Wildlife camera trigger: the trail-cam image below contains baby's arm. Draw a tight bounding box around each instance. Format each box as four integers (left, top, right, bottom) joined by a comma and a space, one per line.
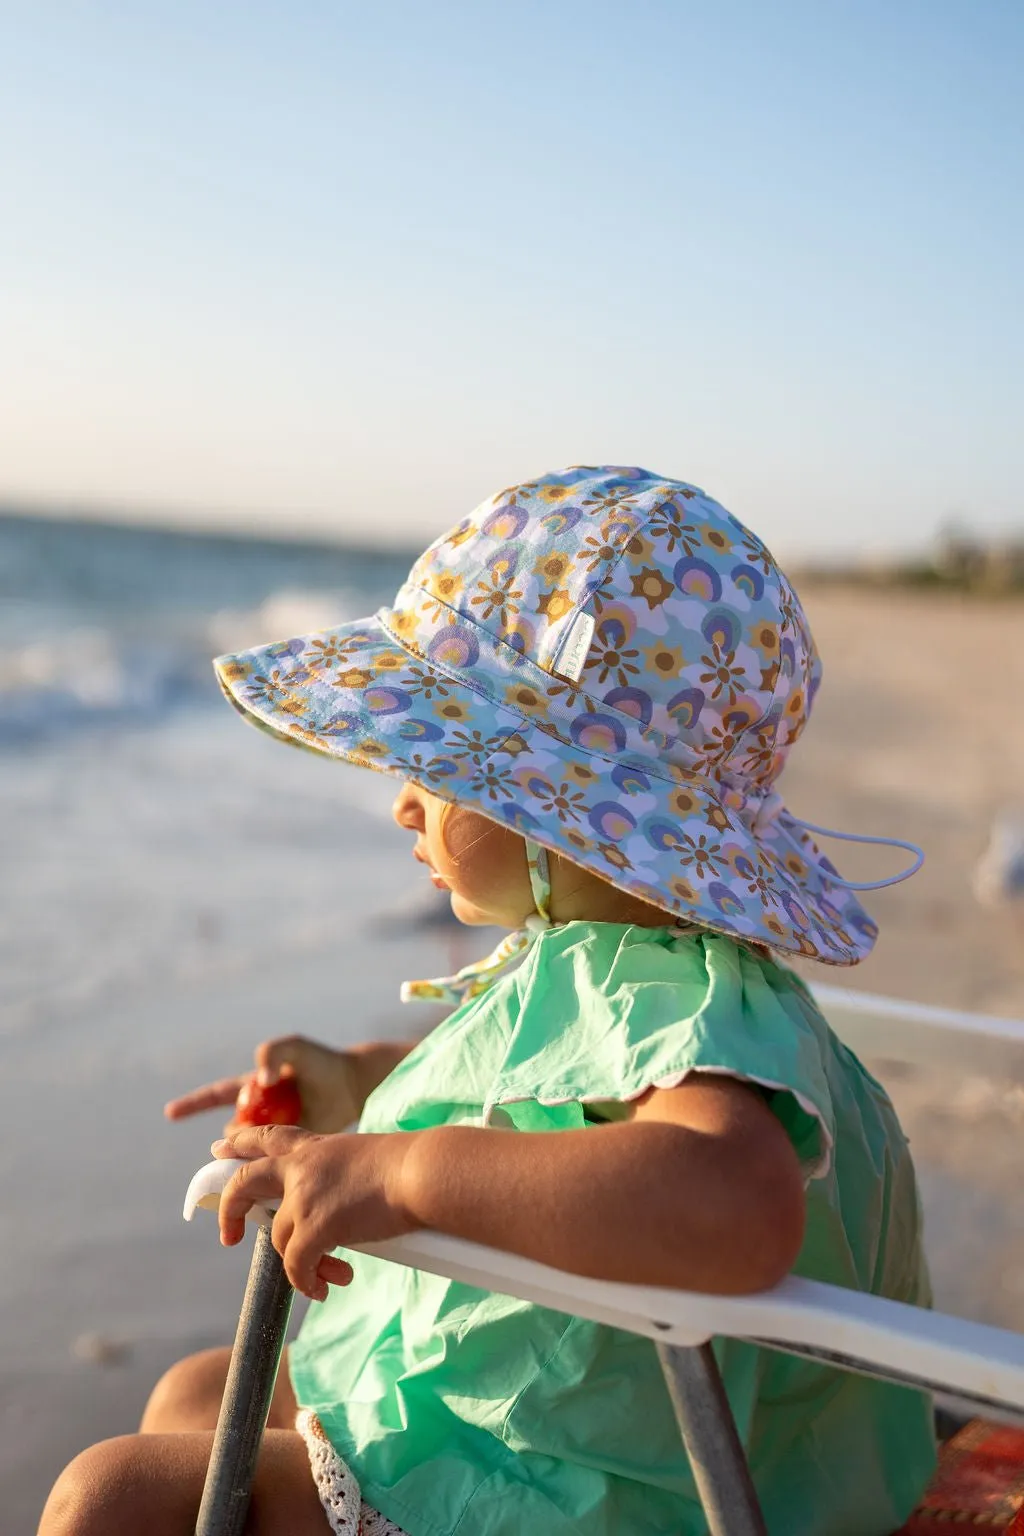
402, 1076, 804, 1295
215, 1075, 804, 1299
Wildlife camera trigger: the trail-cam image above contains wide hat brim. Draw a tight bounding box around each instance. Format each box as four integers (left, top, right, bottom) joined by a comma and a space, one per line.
214, 613, 878, 965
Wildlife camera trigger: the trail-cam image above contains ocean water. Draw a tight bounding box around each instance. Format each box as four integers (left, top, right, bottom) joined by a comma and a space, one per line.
0, 512, 465, 1038
1, 515, 495, 1531
0, 512, 417, 745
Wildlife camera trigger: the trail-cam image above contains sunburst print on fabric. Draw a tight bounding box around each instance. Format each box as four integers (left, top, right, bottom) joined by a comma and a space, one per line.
214, 466, 922, 971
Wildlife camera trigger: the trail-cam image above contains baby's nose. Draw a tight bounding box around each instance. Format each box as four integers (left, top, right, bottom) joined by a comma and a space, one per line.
392, 783, 424, 830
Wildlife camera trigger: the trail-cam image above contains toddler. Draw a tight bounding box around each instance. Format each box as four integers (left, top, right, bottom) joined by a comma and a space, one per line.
41, 466, 935, 1536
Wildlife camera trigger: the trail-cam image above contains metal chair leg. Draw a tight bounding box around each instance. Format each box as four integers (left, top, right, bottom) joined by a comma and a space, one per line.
194, 1225, 294, 1536
656, 1341, 769, 1536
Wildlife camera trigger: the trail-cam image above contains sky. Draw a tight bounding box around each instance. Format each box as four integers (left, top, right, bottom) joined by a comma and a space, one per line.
1, 0, 1021, 558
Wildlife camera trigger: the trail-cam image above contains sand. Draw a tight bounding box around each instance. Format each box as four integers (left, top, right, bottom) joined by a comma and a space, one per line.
6, 584, 1024, 1534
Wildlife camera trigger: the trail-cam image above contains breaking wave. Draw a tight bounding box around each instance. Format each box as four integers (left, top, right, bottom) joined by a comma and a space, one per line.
0, 513, 411, 747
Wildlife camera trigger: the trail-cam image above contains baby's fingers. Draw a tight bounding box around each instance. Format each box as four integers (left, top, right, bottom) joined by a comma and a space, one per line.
164, 1075, 245, 1121
217, 1123, 312, 1160
251, 1207, 351, 1300
218, 1158, 282, 1246
281, 1222, 350, 1301
254, 1035, 315, 1085
317, 1254, 353, 1293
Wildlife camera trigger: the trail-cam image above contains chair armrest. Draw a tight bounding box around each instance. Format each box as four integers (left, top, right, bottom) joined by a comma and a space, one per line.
811, 983, 1024, 1080
356, 1231, 1024, 1418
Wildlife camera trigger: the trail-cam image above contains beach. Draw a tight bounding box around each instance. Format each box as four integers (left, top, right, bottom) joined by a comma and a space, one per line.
4, 538, 1024, 1532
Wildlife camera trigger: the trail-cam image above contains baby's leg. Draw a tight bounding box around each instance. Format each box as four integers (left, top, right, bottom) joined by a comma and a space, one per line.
39, 1428, 332, 1536
141, 1345, 299, 1432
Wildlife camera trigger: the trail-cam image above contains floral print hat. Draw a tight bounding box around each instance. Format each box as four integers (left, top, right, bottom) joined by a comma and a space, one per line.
215, 466, 922, 977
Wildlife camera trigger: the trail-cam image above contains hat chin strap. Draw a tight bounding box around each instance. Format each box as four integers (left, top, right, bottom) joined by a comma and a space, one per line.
524, 838, 553, 923
400, 840, 552, 1006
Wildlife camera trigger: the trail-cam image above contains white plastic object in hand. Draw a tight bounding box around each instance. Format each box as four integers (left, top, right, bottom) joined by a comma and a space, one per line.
183, 1158, 277, 1228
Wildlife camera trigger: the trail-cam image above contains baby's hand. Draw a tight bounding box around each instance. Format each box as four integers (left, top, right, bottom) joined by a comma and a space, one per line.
164, 1036, 366, 1136
212, 1124, 421, 1301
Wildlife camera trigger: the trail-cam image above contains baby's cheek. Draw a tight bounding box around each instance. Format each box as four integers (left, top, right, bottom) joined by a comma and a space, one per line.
441, 808, 533, 922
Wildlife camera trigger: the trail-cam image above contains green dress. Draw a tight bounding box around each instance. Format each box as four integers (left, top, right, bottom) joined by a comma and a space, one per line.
290, 924, 936, 1535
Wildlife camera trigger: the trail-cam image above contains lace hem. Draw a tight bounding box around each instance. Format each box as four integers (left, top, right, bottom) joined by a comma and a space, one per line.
296, 1409, 410, 1536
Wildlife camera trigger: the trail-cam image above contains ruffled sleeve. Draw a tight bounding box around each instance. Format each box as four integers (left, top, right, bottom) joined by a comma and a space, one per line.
485, 923, 835, 1180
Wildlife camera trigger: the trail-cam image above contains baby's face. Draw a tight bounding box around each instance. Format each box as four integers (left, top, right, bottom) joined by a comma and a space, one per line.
391, 782, 535, 929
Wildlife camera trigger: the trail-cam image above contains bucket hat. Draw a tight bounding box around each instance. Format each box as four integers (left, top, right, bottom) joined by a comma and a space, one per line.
214, 466, 920, 968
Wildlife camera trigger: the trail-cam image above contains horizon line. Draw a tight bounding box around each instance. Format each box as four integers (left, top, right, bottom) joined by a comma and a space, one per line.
4, 490, 1019, 570
0, 493, 424, 558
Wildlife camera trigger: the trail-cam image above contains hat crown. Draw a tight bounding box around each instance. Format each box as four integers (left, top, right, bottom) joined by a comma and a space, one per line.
404, 466, 820, 802
215, 464, 879, 965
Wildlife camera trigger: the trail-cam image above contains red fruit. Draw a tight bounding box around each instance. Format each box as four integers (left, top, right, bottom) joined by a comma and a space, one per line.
234, 1074, 302, 1126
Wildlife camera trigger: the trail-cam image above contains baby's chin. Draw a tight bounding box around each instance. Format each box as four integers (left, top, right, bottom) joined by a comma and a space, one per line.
448, 891, 525, 930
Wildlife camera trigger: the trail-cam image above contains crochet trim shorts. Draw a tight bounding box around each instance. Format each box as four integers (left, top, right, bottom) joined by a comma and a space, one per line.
297, 1410, 410, 1536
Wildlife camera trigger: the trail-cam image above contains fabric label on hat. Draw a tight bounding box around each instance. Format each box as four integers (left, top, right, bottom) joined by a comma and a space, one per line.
552, 610, 595, 682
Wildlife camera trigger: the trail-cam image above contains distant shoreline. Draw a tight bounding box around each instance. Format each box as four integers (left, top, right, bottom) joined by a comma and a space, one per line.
5, 502, 1024, 597
793, 564, 1024, 599
0, 503, 421, 563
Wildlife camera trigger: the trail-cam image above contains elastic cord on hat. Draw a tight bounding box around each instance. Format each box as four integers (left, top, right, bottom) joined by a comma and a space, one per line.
781, 818, 924, 891
753, 791, 923, 892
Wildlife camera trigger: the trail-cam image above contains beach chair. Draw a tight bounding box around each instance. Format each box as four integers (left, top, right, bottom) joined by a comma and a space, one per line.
186, 986, 1024, 1535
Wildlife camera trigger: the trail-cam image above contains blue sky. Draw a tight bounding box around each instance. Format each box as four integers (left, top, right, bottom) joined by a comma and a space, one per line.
1, 1, 1021, 557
